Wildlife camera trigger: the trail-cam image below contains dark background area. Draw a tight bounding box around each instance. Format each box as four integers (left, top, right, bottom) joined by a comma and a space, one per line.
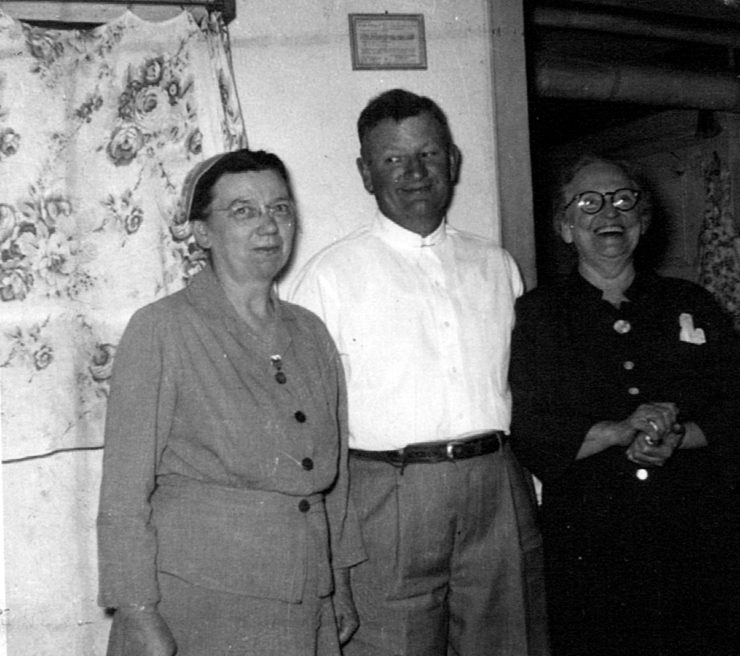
523, 0, 740, 281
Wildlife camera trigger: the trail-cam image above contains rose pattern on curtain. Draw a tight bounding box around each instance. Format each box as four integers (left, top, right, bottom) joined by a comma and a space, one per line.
0, 9, 247, 462
699, 151, 740, 332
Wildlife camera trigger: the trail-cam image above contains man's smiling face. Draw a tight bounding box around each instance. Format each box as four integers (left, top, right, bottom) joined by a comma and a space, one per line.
356, 112, 460, 237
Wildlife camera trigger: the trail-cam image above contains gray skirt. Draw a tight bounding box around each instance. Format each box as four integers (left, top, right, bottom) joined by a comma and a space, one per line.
157, 571, 340, 656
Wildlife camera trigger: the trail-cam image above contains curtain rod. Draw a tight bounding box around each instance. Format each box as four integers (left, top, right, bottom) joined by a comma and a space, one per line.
0, 0, 235, 24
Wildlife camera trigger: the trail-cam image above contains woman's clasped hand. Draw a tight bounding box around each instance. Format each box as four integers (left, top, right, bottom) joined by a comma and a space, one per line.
623, 402, 684, 466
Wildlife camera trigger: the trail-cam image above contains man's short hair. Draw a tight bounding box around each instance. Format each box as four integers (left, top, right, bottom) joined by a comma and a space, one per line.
357, 88, 453, 147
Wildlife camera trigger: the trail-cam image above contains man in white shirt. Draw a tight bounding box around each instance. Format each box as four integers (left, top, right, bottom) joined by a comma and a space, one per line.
290, 89, 549, 656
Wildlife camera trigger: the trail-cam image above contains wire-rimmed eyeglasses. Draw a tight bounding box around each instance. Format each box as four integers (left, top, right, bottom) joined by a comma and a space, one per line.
565, 188, 640, 215
211, 199, 295, 224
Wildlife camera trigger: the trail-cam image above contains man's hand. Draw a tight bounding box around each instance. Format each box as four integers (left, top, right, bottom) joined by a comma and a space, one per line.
334, 567, 359, 646
106, 606, 177, 656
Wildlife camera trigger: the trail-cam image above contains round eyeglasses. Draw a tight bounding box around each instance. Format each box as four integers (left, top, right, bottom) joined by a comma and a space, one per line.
211, 199, 295, 224
565, 188, 640, 215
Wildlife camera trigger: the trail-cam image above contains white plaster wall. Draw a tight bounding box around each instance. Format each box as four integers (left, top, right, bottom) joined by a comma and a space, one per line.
0, 2, 501, 653
3, 454, 107, 655
228, 0, 500, 285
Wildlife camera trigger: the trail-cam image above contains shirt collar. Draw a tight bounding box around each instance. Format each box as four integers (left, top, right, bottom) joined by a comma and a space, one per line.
568, 268, 604, 303
568, 267, 657, 306
186, 264, 294, 329
374, 211, 447, 249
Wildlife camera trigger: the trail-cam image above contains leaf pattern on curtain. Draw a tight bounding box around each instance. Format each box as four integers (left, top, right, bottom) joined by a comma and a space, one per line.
0, 9, 246, 461
698, 151, 740, 332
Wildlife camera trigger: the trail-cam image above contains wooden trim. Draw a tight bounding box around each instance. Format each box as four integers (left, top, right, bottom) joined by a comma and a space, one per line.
487, 0, 537, 289
0, 0, 236, 24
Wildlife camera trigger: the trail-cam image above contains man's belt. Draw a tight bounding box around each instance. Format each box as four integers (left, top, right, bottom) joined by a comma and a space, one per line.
349, 430, 506, 467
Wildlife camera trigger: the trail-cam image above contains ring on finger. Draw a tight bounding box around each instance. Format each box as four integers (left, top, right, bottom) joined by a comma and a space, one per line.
644, 433, 660, 447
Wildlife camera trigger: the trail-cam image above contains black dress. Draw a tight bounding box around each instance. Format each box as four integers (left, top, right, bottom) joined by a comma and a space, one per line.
510, 270, 740, 656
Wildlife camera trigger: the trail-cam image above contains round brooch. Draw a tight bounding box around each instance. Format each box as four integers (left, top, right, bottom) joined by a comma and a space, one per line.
613, 319, 631, 334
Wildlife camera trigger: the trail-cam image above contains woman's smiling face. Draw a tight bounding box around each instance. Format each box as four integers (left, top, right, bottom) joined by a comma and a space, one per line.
560, 160, 647, 274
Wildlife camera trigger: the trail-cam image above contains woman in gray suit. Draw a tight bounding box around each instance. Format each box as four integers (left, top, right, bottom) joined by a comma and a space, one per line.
97, 149, 364, 656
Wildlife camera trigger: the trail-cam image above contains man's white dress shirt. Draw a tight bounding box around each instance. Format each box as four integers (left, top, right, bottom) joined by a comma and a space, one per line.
289, 212, 523, 451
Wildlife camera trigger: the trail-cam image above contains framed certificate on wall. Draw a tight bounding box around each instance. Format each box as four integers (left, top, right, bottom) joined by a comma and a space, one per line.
349, 13, 427, 70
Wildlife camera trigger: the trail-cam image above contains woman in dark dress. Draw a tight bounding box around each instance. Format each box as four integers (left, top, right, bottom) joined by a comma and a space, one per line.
510, 155, 740, 656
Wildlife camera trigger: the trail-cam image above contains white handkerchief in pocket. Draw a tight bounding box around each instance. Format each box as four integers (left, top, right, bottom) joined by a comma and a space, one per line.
679, 312, 706, 345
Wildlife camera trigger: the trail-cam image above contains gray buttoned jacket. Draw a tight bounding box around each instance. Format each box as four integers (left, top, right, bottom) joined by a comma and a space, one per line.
97, 265, 364, 609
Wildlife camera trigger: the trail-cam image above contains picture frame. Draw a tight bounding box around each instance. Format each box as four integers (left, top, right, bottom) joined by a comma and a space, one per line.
348, 13, 427, 70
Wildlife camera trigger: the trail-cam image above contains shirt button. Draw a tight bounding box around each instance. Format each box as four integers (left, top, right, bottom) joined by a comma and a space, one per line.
623, 361, 635, 370
628, 386, 640, 395
301, 457, 314, 471
298, 499, 310, 513
294, 411, 306, 423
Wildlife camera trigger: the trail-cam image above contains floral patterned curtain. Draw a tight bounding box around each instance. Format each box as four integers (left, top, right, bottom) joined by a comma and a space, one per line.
0, 9, 246, 463
699, 151, 740, 332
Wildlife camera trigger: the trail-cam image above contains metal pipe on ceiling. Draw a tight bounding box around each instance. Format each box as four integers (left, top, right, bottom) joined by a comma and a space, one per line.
533, 55, 740, 111
554, 0, 740, 23
533, 6, 740, 48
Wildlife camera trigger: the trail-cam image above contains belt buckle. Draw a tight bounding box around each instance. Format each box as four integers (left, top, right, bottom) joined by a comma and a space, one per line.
445, 440, 465, 460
